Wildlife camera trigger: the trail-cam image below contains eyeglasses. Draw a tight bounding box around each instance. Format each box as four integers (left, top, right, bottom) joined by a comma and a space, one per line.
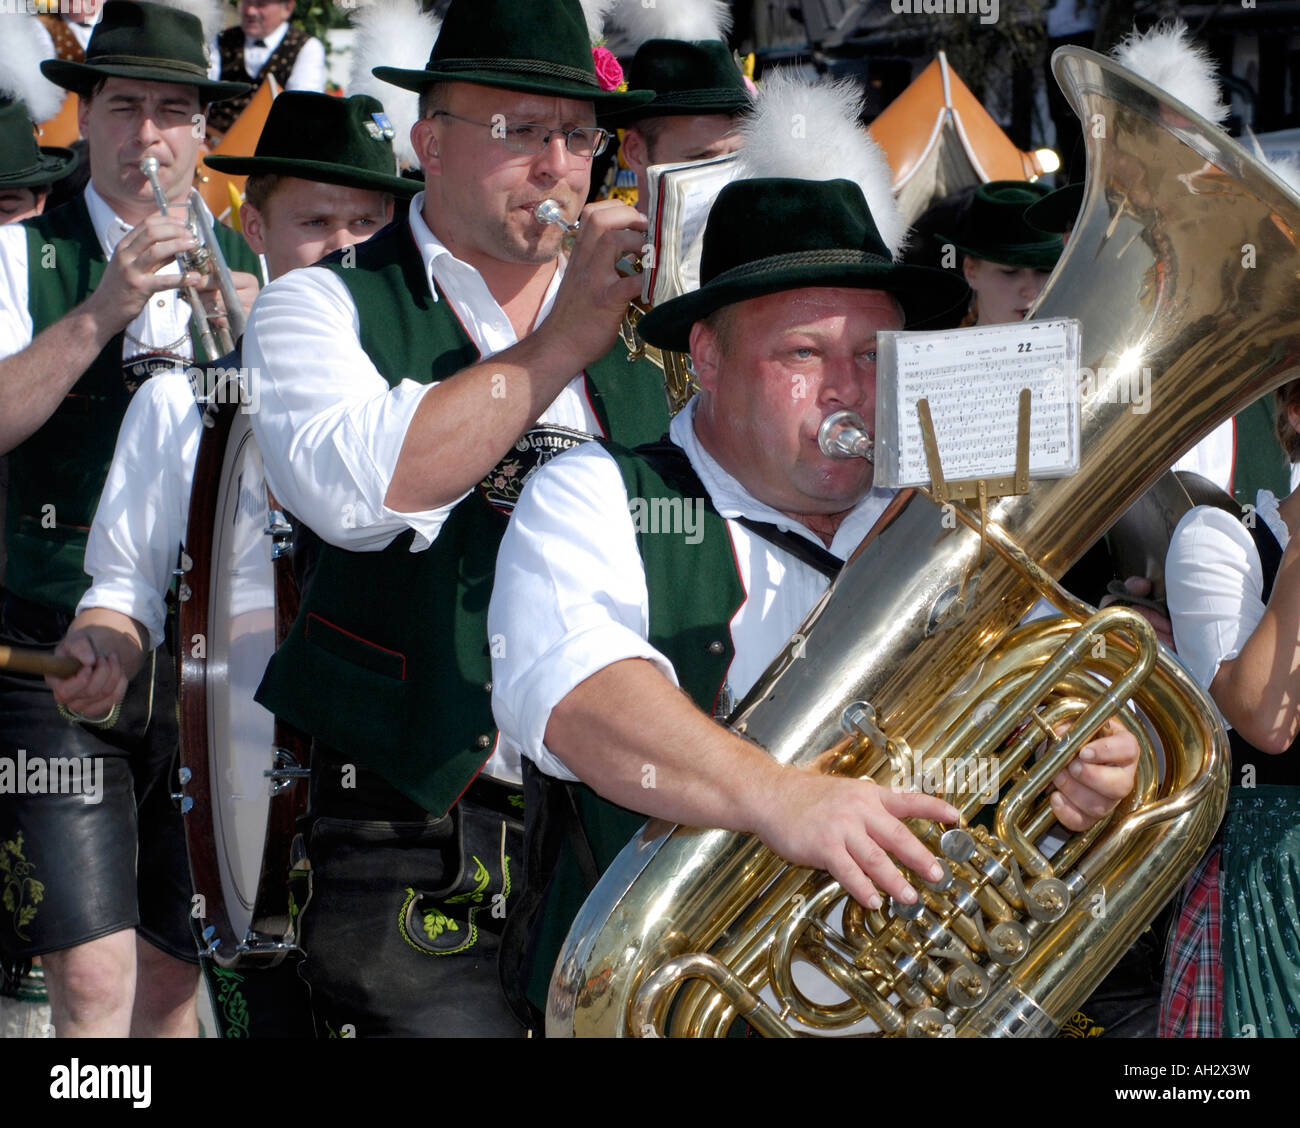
430, 111, 610, 158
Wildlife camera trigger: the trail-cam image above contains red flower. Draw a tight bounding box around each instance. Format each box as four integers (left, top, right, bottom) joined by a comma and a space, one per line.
592, 46, 624, 92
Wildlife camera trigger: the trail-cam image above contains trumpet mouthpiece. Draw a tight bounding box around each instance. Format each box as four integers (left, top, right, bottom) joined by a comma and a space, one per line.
535, 199, 576, 232
140, 156, 159, 175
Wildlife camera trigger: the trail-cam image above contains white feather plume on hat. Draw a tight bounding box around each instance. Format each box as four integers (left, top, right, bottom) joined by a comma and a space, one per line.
578, 0, 618, 42
603, 0, 733, 54
733, 70, 906, 260
349, 0, 442, 170
0, 16, 66, 122
1111, 21, 1229, 126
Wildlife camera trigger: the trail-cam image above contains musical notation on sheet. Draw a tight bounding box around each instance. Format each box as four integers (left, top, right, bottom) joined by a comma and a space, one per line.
874, 318, 1081, 490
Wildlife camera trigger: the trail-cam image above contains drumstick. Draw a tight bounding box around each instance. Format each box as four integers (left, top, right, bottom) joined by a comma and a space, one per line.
0, 645, 83, 679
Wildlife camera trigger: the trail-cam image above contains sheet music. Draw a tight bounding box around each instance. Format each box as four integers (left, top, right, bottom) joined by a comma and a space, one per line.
874, 319, 1081, 489
643, 154, 739, 304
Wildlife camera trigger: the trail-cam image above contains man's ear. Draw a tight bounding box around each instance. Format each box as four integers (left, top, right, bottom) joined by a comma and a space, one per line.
688, 319, 721, 392
621, 126, 648, 185
76, 93, 92, 140
410, 117, 441, 176
240, 201, 267, 255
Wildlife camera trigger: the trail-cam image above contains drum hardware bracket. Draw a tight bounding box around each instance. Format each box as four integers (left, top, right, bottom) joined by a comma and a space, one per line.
171, 765, 194, 813
265, 747, 310, 794
264, 510, 294, 559
199, 925, 220, 959
173, 549, 194, 602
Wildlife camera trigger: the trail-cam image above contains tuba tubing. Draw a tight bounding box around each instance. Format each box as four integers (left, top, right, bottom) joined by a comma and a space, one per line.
546, 44, 1300, 1037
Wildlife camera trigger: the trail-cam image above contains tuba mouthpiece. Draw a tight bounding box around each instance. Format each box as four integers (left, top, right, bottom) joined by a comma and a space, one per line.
818, 410, 874, 462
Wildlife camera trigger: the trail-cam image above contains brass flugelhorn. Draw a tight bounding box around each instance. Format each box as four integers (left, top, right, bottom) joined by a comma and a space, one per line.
140, 156, 246, 361
534, 198, 696, 414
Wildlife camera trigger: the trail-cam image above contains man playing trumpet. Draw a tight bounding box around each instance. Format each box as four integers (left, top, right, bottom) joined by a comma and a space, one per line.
0, 1, 259, 1036
241, 0, 668, 1035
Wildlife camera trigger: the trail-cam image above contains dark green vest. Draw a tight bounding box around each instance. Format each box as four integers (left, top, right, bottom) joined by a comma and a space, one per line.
1231, 395, 1291, 507
254, 219, 670, 817
524, 441, 746, 1009
4, 195, 259, 614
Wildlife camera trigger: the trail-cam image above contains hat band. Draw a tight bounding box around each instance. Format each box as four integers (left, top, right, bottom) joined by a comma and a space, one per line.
707, 248, 892, 286
647, 87, 751, 107
85, 52, 210, 79
432, 57, 599, 88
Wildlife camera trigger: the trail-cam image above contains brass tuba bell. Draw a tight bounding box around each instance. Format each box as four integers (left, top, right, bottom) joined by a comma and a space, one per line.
544, 44, 1300, 1037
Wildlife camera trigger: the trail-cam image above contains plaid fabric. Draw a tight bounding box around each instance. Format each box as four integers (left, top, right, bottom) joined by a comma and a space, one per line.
1158, 845, 1222, 1038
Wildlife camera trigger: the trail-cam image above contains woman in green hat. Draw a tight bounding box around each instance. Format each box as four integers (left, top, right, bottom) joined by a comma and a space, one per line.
939, 179, 1063, 327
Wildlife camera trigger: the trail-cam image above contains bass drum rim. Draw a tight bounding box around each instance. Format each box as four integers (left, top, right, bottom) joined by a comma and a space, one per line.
177, 383, 308, 969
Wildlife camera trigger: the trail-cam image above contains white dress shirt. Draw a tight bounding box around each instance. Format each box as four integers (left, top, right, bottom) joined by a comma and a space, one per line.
245, 193, 603, 782
1166, 488, 1291, 706
243, 191, 598, 553
206, 22, 326, 91
489, 399, 895, 782
76, 371, 202, 647
1172, 418, 1235, 495
0, 184, 195, 368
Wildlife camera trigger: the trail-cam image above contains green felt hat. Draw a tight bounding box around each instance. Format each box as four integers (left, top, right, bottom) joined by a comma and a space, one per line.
372, 0, 652, 112
638, 178, 971, 352
204, 93, 418, 197
936, 179, 1063, 269
0, 99, 76, 189
41, 1, 251, 103
602, 40, 752, 127
1025, 181, 1084, 235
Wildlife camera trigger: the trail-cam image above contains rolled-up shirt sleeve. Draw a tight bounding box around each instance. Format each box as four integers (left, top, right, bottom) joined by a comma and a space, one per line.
1166, 506, 1265, 692
77, 373, 200, 648
0, 224, 33, 361
243, 266, 462, 551
489, 444, 678, 781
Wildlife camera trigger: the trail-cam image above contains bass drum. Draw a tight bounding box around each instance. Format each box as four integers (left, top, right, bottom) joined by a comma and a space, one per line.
177, 381, 309, 969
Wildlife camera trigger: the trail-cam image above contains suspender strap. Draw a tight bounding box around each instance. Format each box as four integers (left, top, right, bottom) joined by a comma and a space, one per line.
634, 439, 844, 580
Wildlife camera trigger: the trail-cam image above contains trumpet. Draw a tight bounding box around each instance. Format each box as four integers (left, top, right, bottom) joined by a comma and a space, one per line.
534, 198, 696, 414
140, 156, 246, 361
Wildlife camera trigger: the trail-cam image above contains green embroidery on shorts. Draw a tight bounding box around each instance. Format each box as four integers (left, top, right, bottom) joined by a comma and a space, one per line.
0, 834, 45, 942
507, 793, 524, 810
422, 906, 459, 941
210, 966, 251, 1038
445, 856, 490, 905
397, 885, 477, 956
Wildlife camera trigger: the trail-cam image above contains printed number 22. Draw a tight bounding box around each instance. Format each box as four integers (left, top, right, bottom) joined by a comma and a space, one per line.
1016, 342, 1032, 353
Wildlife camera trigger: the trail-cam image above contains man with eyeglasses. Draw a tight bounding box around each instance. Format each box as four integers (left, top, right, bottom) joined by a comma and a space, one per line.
240, 0, 668, 1037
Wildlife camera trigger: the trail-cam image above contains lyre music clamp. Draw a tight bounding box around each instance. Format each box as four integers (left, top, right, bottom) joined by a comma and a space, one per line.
916, 387, 1033, 594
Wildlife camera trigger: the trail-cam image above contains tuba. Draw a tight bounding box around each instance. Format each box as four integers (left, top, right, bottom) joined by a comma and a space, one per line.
545, 45, 1300, 1037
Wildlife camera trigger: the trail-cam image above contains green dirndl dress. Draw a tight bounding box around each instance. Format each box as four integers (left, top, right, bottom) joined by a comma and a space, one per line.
1220, 784, 1300, 1037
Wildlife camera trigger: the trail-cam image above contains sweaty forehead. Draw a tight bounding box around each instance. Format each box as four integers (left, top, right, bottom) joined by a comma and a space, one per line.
737, 287, 905, 331
446, 82, 596, 124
